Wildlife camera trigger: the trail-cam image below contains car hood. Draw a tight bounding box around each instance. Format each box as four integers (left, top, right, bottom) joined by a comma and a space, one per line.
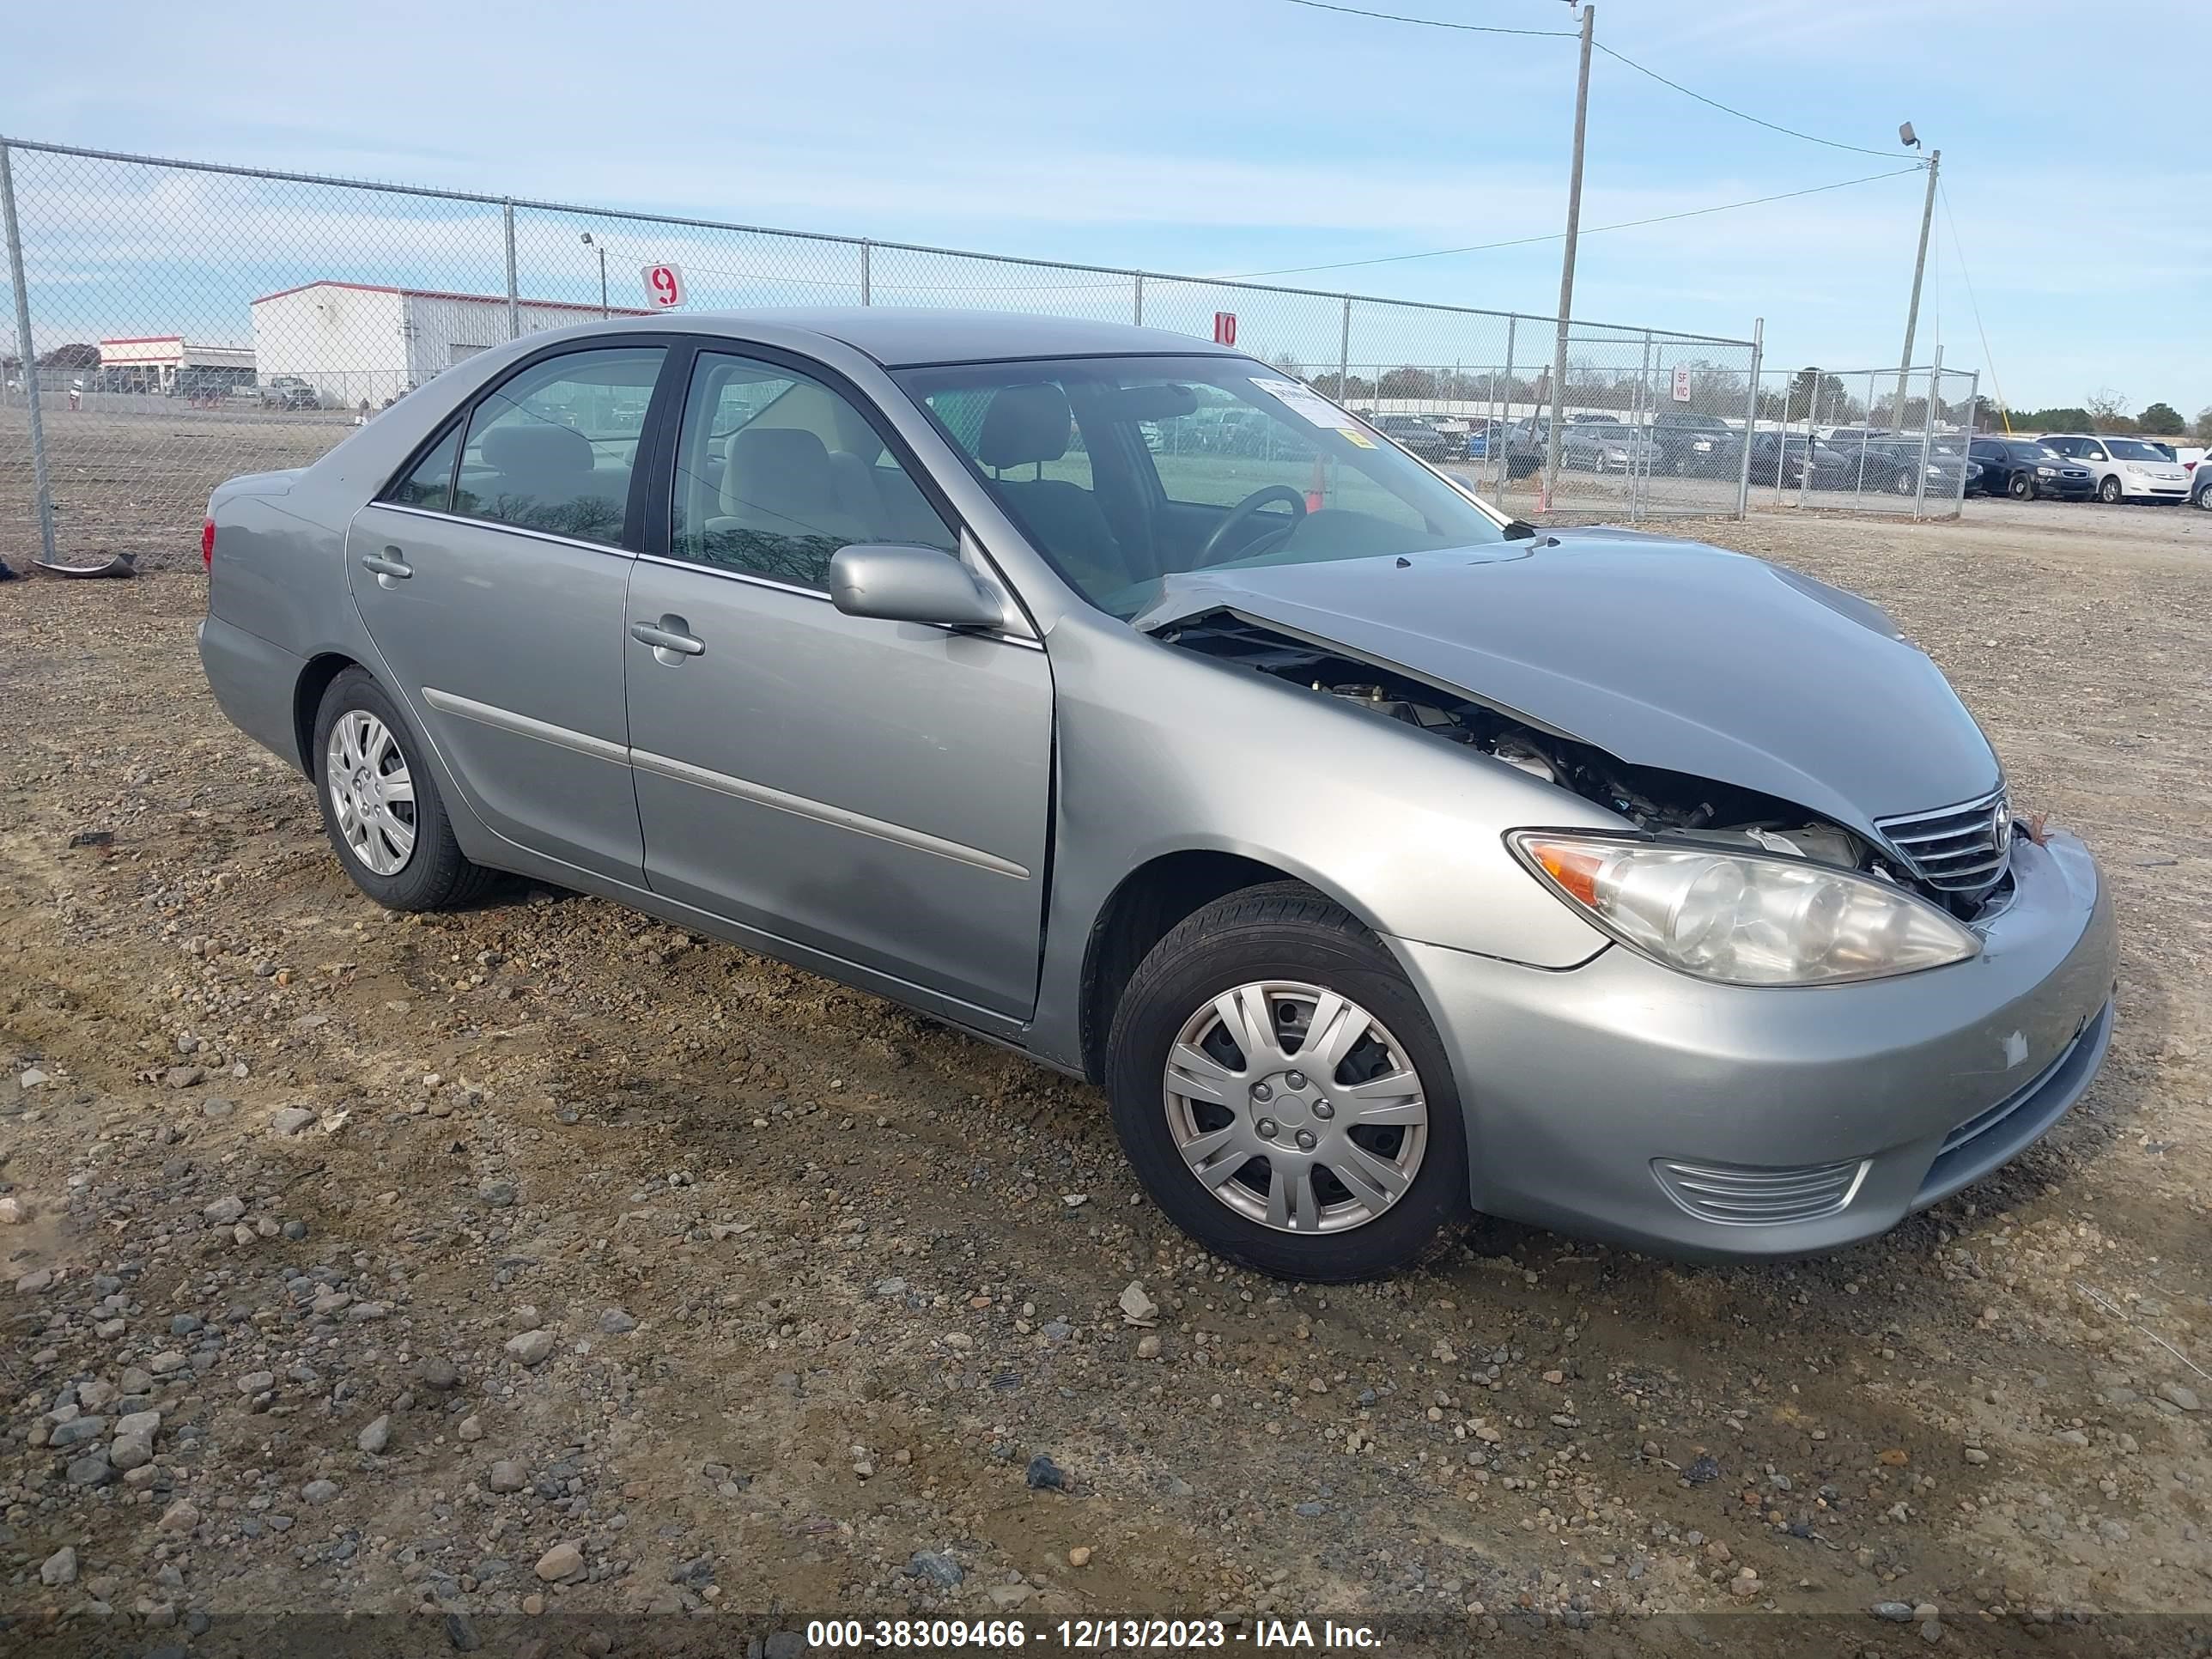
1133, 532, 2001, 830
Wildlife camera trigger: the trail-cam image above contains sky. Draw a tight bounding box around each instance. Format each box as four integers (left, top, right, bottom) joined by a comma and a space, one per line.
9, 0, 2207, 415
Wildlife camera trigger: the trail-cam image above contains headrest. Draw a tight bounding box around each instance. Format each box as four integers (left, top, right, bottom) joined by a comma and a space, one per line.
481, 422, 592, 477
977, 382, 1073, 470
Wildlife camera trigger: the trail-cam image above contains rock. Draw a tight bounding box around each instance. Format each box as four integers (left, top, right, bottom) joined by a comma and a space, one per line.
1136, 1333, 1163, 1360
109, 1434, 154, 1472
116, 1411, 161, 1440
478, 1179, 516, 1208
357, 1415, 391, 1455
66, 1452, 113, 1486
1912, 1602, 1939, 1621
905, 1550, 963, 1589
534, 1542, 584, 1583
445, 1612, 482, 1652
599, 1308, 637, 1334
283, 1218, 309, 1240
489, 1460, 529, 1493
459, 1414, 485, 1441
170, 1313, 203, 1336
76, 1380, 114, 1411
417, 1356, 461, 1391
2159, 1382, 2202, 1413
40, 1546, 78, 1586
1119, 1281, 1159, 1325
200, 1097, 235, 1120
301, 1478, 339, 1504
505, 1330, 556, 1366
1685, 1455, 1720, 1484
15, 1267, 54, 1294
50, 1415, 106, 1449
202, 1196, 246, 1225
1067, 1546, 1092, 1567
146, 1351, 188, 1376
120, 1366, 153, 1394
1872, 1602, 1914, 1623
0, 1194, 28, 1224
1963, 1448, 1989, 1465
158, 1500, 199, 1532
238, 1370, 276, 1395
1025, 1454, 1067, 1491
1296, 1501, 1327, 1517
270, 1107, 314, 1136
165, 1066, 205, 1089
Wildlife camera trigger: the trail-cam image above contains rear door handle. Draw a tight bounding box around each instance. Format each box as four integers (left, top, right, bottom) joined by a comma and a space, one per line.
632, 616, 705, 661
360, 548, 412, 584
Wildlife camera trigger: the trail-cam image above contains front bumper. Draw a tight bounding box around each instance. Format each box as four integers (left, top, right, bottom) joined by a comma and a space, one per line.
1391, 831, 2117, 1259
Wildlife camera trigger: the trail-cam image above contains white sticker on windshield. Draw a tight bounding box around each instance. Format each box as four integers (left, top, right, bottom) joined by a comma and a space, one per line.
1249, 376, 1364, 434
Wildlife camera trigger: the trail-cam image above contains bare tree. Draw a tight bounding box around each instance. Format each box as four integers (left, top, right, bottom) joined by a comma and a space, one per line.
2084, 387, 2129, 428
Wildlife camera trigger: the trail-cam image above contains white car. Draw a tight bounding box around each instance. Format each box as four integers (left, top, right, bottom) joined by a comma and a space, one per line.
2035, 433, 2191, 504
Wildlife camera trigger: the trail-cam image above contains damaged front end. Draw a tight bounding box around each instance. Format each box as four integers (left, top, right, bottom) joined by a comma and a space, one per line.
1156, 607, 2014, 925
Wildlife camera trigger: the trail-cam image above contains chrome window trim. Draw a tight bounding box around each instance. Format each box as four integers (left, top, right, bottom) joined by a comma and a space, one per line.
420, 687, 629, 766
629, 747, 1030, 879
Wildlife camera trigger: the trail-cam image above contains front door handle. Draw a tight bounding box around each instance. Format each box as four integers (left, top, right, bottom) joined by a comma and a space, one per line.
360, 548, 412, 586
632, 616, 705, 663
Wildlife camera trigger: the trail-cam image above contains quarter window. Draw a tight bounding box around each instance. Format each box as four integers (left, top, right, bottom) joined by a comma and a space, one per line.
453, 346, 665, 546
669, 351, 956, 589
386, 422, 461, 511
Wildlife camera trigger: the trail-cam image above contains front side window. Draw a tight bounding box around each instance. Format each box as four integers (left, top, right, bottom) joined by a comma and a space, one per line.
386, 422, 461, 511
897, 356, 1504, 617
2106, 439, 2166, 462
453, 346, 665, 546
669, 350, 956, 589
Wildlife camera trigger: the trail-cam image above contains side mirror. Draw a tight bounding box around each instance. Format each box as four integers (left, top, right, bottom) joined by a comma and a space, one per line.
828, 543, 1006, 630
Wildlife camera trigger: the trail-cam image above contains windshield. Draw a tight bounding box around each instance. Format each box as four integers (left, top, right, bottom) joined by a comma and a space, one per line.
2106, 439, 2166, 461
895, 355, 1507, 617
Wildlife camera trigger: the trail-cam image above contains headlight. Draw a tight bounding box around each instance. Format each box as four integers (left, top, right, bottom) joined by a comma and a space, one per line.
2124, 463, 2146, 476
1509, 832, 1981, 987
2036, 465, 2057, 477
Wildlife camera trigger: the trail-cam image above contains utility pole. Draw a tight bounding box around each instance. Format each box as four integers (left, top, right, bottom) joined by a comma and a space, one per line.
581, 233, 608, 319
1892, 145, 1938, 431
1542, 2, 1595, 507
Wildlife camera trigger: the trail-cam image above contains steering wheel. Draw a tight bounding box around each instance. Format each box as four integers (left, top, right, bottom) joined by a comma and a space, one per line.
1195, 485, 1308, 568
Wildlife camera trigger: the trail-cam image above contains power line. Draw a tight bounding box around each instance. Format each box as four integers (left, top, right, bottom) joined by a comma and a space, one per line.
1275, 0, 1574, 37
1937, 178, 2010, 434
1590, 43, 1914, 161
1229, 165, 1924, 278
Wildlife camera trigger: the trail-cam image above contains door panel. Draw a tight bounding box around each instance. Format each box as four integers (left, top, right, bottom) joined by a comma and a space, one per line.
624, 562, 1053, 1016
347, 505, 641, 880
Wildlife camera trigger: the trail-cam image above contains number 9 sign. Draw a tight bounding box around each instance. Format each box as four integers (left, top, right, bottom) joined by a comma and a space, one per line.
641, 263, 685, 309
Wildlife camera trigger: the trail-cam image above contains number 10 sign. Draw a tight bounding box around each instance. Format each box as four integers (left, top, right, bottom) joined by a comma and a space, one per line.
641, 263, 686, 308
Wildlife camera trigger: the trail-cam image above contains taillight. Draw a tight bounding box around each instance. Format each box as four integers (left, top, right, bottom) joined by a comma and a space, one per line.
202, 518, 216, 571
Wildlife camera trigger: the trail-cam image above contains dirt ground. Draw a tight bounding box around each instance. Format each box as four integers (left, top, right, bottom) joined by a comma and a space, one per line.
2, 457, 2209, 1655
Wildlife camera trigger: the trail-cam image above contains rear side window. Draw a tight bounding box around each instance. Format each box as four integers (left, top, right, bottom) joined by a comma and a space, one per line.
453, 346, 666, 546
386, 422, 461, 511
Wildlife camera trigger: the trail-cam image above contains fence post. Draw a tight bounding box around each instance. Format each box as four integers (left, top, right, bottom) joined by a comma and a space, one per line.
1912, 349, 1941, 520
1632, 330, 1651, 520
1800, 377, 1821, 510
860, 241, 872, 306
502, 201, 520, 341
1, 141, 57, 567
1132, 272, 1143, 326
1496, 316, 1516, 495
1734, 318, 1762, 520
1337, 295, 1351, 406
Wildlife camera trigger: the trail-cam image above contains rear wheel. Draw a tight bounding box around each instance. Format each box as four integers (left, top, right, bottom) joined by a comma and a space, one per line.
2098, 475, 2124, 505
1105, 883, 1470, 1281
313, 668, 496, 911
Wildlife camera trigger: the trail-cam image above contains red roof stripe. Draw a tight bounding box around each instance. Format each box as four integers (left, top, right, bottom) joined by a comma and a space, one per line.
250, 278, 648, 315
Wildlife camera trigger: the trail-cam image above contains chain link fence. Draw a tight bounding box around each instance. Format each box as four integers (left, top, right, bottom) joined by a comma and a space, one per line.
1741, 361, 1980, 520
2, 137, 1779, 567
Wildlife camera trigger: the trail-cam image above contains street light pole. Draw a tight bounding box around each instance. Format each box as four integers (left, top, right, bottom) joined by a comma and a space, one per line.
1541, 2, 1595, 507
1892, 143, 1939, 430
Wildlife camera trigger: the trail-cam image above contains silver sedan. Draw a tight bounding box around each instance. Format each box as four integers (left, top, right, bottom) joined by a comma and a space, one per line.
198, 309, 2115, 1280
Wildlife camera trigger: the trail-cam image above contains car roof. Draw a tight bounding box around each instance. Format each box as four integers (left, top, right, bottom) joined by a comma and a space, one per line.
621, 306, 1246, 368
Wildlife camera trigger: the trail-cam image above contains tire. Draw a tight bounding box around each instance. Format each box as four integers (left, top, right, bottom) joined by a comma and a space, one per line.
2196, 483, 2212, 512
2008, 471, 2035, 501
1104, 881, 1470, 1281
2097, 476, 2123, 505
312, 667, 498, 912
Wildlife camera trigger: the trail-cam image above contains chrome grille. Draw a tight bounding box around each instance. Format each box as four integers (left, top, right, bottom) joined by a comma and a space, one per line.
1875, 789, 2012, 896
1651, 1157, 1869, 1226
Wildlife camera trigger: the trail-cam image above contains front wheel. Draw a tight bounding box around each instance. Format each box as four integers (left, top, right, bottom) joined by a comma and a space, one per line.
1105, 883, 1470, 1280
2196, 483, 2212, 512
2098, 476, 2124, 504
2008, 471, 2036, 501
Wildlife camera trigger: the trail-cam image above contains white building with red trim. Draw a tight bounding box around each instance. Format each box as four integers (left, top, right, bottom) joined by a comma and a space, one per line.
249, 281, 647, 409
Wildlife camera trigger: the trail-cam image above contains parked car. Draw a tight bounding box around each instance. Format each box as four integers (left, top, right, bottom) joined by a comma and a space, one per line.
1498, 416, 1551, 477
1742, 432, 1840, 490
2033, 434, 2192, 505
1362, 412, 1455, 461
1559, 422, 1661, 473
1651, 412, 1736, 477
198, 309, 2115, 1280
1966, 438, 2095, 501
260, 375, 321, 410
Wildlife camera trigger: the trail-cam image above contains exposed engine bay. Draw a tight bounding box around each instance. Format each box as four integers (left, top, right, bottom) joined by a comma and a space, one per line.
1159, 610, 1996, 915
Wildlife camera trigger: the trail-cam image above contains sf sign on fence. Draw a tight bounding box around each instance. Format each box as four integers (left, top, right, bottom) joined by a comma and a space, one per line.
641, 263, 686, 309
1672, 365, 1692, 403
1212, 312, 1237, 347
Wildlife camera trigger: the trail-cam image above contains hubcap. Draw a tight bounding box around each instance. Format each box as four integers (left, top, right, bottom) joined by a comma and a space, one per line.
325, 710, 417, 877
1162, 981, 1429, 1235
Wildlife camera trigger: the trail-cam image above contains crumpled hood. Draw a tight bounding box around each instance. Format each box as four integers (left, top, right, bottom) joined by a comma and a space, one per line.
1133, 532, 2001, 831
